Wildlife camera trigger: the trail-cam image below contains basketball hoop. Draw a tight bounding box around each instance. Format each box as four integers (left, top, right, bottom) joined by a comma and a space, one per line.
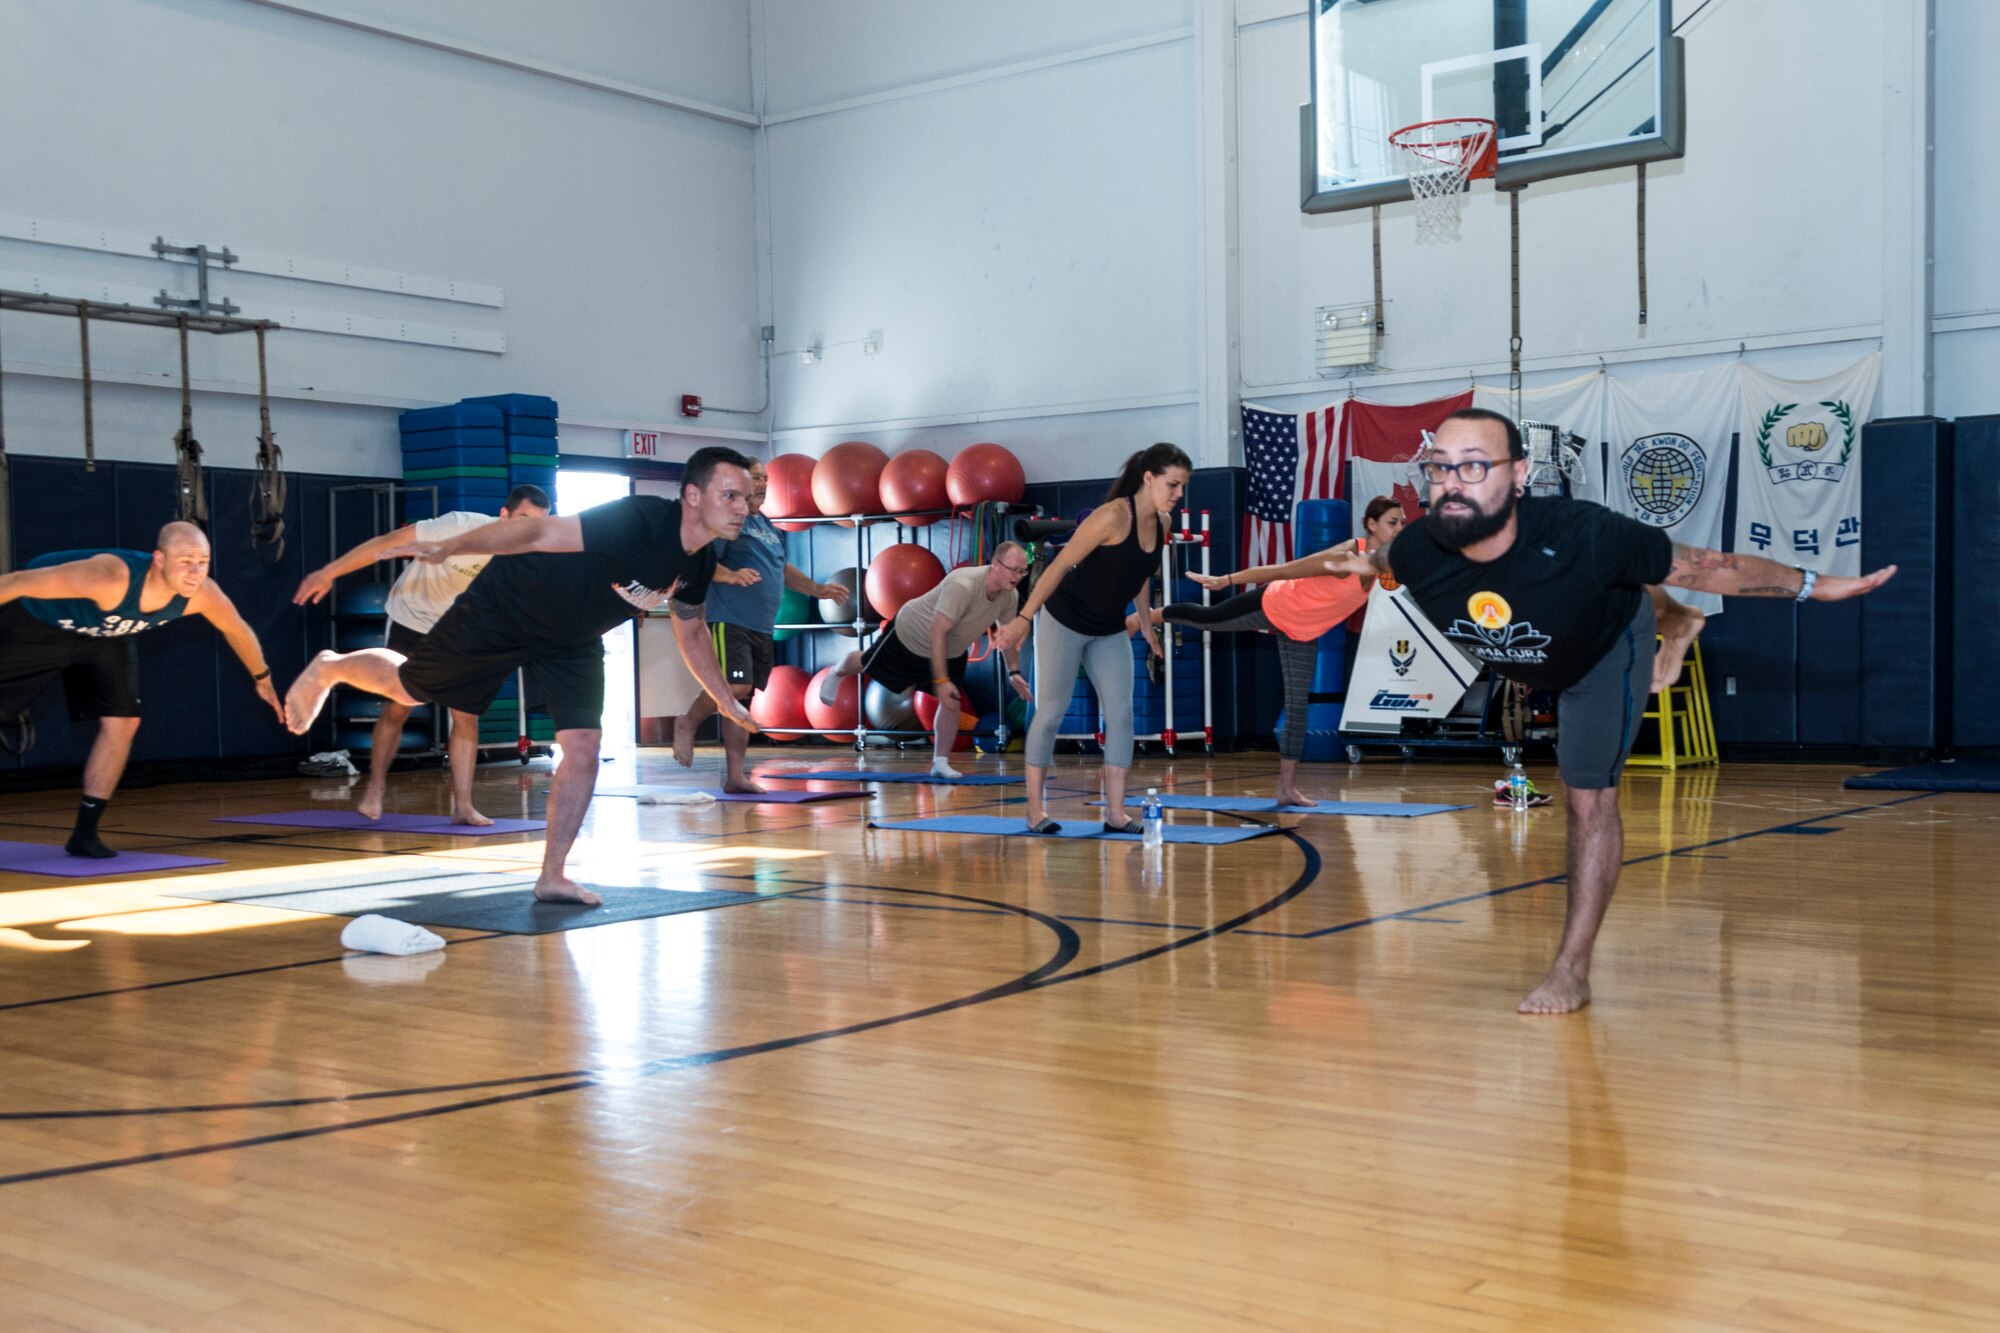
1388, 118, 1498, 243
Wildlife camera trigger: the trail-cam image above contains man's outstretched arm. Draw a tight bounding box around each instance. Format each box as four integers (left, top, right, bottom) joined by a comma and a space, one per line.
1663, 544, 1895, 601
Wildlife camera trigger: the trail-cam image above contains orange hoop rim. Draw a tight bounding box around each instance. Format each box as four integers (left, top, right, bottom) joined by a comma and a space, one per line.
1387, 117, 1499, 180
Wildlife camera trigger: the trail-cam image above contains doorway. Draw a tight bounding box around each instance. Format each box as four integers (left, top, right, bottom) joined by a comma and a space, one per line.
554, 469, 637, 747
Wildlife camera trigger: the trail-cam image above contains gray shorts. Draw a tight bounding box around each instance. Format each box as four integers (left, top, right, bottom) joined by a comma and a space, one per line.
1553, 596, 1656, 790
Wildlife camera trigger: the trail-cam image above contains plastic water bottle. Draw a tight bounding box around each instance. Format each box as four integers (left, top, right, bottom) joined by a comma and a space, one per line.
1506, 763, 1530, 812
1142, 788, 1165, 847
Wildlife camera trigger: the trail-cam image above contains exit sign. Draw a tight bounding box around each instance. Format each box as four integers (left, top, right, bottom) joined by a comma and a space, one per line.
623, 430, 660, 458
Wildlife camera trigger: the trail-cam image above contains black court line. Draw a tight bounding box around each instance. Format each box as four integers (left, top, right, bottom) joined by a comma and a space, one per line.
1240, 792, 1939, 939
0, 837, 1321, 1181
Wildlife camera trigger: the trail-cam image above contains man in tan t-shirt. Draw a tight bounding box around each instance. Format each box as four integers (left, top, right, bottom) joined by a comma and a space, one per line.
292, 484, 549, 823
818, 542, 1035, 778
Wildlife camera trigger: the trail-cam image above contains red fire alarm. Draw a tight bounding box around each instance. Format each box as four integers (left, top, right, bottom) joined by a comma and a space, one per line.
680, 394, 703, 418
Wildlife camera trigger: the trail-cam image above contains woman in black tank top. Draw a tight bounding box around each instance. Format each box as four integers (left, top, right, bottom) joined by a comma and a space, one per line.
994, 443, 1191, 832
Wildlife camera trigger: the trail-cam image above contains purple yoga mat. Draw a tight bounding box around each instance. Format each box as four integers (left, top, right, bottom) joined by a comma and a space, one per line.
0, 839, 224, 879
214, 811, 546, 836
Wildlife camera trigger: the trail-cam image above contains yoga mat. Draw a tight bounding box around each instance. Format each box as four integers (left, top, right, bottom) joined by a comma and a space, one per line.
1092, 795, 1470, 817
214, 810, 546, 836
869, 815, 1276, 844
595, 785, 869, 804
763, 769, 1023, 786
174, 869, 761, 935
1844, 761, 2000, 793
0, 840, 224, 879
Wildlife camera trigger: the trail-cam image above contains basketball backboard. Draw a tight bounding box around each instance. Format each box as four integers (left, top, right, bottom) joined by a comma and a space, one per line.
1302, 0, 1684, 213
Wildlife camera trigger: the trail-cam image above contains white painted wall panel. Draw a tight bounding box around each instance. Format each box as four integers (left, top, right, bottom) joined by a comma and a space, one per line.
764, 38, 1199, 481
758, 0, 1190, 115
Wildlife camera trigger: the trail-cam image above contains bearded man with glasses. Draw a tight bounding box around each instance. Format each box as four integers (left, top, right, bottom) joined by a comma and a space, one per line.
1325, 407, 1896, 1014
819, 542, 1035, 779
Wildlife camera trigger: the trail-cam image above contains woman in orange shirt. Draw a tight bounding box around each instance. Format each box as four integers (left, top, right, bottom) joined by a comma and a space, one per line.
1149, 497, 1406, 807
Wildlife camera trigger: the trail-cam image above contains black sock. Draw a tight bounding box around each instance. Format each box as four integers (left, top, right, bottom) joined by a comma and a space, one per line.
66, 797, 115, 859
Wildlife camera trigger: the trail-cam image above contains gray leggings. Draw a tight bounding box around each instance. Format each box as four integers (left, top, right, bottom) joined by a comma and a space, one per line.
1025, 611, 1135, 768
1163, 590, 1319, 760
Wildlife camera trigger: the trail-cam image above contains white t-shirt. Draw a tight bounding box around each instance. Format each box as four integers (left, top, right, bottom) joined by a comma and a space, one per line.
384, 511, 500, 633
892, 565, 1019, 658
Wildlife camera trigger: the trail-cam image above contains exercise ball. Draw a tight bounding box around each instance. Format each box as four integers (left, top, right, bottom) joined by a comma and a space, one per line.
945, 442, 1026, 507
913, 690, 979, 752
863, 680, 920, 731
863, 544, 946, 622
804, 667, 859, 741
764, 453, 821, 532
815, 567, 877, 635
880, 448, 950, 526
749, 665, 809, 742
772, 587, 812, 643
811, 441, 889, 528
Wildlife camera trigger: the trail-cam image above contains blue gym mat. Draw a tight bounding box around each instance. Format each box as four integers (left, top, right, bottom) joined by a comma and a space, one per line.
1091, 795, 1470, 817
764, 769, 1024, 786
1844, 761, 2000, 793
173, 870, 760, 934
869, 815, 1277, 844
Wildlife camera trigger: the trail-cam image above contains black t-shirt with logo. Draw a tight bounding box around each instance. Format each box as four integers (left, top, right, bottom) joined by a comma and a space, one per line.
456, 495, 715, 644
1390, 496, 1674, 692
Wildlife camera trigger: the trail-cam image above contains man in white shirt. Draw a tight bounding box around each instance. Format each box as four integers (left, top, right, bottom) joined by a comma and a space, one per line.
292, 484, 549, 823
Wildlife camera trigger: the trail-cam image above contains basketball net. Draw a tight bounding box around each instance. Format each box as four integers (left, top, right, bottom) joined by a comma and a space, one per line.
1388, 119, 1498, 244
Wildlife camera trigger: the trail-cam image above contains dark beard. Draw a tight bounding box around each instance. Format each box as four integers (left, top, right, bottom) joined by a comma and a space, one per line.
1427, 486, 1518, 550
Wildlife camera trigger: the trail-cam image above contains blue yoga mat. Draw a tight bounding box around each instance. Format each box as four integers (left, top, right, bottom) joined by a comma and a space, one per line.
869, 815, 1276, 844
1092, 795, 1469, 817
1844, 761, 2000, 792
764, 769, 1023, 786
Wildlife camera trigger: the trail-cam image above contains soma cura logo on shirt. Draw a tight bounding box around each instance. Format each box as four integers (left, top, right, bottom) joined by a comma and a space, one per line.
1466, 591, 1513, 630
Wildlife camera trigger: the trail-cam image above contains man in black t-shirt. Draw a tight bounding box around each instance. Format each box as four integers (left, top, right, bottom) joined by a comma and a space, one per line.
283, 447, 760, 906
1327, 409, 1895, 1015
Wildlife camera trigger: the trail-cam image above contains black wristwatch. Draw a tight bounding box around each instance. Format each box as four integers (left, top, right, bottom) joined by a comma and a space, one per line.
1009, 669, 1026, 680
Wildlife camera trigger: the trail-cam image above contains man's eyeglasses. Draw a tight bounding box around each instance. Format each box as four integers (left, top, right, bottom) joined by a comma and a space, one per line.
1417, 458, 1504, 484
995, 562, 1029, 576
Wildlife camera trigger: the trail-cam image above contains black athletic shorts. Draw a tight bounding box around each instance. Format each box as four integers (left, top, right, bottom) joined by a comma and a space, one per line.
384, 618, 427, 657
858, 624, 967, 695
1553, 596, 1657, 790
0, 602, 144, 721
397, 601, 605, 733
711, 622, 774, 692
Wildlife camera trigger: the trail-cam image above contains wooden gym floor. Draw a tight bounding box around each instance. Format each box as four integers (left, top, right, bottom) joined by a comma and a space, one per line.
0, 749, 1994, 1331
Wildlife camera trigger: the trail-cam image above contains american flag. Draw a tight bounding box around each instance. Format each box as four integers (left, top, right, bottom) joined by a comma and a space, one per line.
1242, 401, 1341, 571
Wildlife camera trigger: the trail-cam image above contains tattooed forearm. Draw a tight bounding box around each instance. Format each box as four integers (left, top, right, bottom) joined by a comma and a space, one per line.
1666, 544, 1805, 597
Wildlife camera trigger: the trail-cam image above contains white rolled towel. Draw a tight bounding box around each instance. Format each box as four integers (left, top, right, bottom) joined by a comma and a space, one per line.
340, 913, 447, 956
638, 791, 719, 806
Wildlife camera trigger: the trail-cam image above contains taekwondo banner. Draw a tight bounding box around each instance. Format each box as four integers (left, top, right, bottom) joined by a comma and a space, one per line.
1473, 372, 1611, 506
1734, 354, 1880, 576
1241, 399, 1343, 568
1343, 390, 1472, 538
1603, 364, 1737, 615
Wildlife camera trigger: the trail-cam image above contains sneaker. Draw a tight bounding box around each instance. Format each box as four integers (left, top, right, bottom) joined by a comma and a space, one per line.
1493, 777, 1553, 807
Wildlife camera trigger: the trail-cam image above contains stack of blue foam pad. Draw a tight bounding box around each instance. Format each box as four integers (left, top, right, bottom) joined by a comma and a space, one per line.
462, 393, 559, 501
397, 395, 559, 521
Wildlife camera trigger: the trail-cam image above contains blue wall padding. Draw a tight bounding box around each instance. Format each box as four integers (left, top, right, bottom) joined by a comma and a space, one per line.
1859, 417, 1951, 749
1951, 416, 1999, 747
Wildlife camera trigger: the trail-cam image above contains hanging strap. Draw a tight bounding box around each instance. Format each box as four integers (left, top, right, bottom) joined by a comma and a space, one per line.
1507, 187, 1523, 422
249, 321, 286, 560
79, 301, 96, 474
1636, 163, 1649, 327
173, 315, 208, 528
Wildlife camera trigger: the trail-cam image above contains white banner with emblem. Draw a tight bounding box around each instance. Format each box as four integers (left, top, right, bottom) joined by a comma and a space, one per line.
1733, 354, 1880, 577
1340, 586, 1482, 735
1603, 363, 1737, 616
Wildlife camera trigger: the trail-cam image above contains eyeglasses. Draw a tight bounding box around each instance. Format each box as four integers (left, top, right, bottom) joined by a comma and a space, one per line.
1417, 458, 1503, 484
995, 562, 1029, 576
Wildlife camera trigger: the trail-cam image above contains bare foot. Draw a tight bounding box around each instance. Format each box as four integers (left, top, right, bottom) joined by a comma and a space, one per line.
1518, 967, 1591, 1015
1275, 789, 1318, 808
451, 807, 494, 827
1652, 604, 1706, 693
671, 715, 696, 768
356, 788, 385, 821
533, 876, 601, 906
285, 651, 338, 734
722, 778, 766, 795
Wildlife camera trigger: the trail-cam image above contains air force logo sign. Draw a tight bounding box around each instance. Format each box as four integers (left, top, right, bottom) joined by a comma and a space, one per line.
1620, 432, 1705, 528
